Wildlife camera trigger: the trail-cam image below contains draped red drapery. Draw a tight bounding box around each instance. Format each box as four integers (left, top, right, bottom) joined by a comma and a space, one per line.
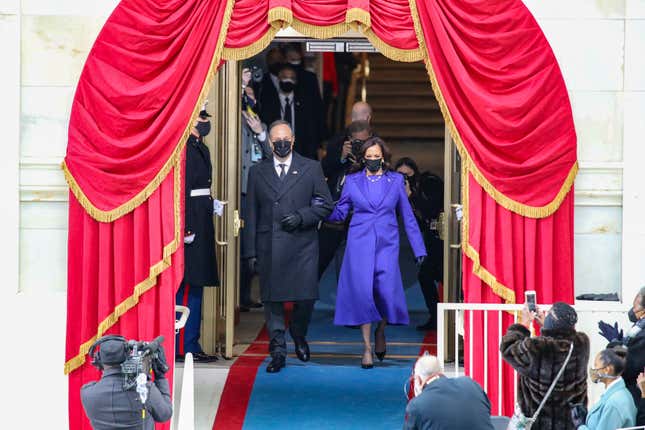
64, 0, 576, 426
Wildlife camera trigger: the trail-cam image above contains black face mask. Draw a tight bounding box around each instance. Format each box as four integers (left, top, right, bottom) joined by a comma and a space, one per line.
365, 158, 383, 173
628, 309, 639, 323
272, 139, 292, 158
196, 121, 211, 137
268, 62, 283, 76
279, 80, 296, 94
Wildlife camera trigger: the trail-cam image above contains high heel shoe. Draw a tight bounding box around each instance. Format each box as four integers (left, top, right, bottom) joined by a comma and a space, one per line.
361, 351, 373, 369
375, 328, 386, 362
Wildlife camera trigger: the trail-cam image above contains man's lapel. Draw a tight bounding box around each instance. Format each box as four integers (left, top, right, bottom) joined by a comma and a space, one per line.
257, 159, 281, 195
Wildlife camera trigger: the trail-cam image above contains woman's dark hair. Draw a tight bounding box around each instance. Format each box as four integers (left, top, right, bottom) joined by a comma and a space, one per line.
348, 136, 392, 174
394, 157, 420, 177
599, 348, 627, 376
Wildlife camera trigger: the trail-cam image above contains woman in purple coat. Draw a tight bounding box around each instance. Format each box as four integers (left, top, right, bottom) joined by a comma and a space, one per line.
327, 137, 427, 368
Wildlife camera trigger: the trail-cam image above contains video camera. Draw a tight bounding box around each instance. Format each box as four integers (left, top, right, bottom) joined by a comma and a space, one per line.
89, 335, 168, 393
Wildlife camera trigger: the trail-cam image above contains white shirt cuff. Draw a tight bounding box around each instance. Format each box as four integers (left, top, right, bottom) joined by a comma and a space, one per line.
256, 131, 266, 142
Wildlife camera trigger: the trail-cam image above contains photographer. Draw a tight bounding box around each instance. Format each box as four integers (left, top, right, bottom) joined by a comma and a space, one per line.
240, 65, 271, 311
81, 337, 172, 430
394, 158, 443, 331
318, 119, 372, 279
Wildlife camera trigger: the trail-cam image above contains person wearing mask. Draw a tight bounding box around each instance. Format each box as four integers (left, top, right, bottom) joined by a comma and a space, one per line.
176, 109, 219, 363
501, 302, 590, 430
571, 348, 636, 429
327, 137, 426, 369
283, 43, 327, 140
395, 158, 444, 331
598, 287, 645, 406
258, 65, 321, 160
243, 120, 333, 373
81, 337, 172, 430
240, 66, 272, 312
404, 353, 495, 430
318, 119, 372, 279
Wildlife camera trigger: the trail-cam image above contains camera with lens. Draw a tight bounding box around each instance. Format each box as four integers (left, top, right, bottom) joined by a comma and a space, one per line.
251, 66, 263, 83
90, 335, 168, 392
350, 139, 365, 157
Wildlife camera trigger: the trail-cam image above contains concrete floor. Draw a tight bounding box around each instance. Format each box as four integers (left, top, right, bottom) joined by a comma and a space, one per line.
172, 308, 265, 430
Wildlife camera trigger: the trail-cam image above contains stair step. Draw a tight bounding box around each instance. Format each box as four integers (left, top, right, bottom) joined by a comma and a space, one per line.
373, 125, 445, 139
368, 70, 429, 82
373, 114, 444, 125
368, 96, 439, 110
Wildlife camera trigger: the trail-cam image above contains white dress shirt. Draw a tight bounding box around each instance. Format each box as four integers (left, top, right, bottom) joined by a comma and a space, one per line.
273, 153, 293, 177
279, 91, 296, 133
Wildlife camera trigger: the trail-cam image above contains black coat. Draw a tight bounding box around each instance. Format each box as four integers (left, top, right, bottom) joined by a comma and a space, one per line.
610, 323, 645, 405
243, 152, 332, 301
184, 135, 219, 287
403, 377, 495, 430
501, 324, 590, 430
321, 131, 350, 201
257, 74, 324, 160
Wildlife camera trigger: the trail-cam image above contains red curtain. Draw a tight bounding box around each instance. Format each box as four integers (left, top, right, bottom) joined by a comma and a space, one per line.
63, 1, 233, 429
411, 0, 577, 414
64, 0, 576, 425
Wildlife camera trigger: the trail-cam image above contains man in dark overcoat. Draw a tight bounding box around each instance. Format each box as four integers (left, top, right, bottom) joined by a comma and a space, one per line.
176, 109, 219, 363
243, 120, 333, 373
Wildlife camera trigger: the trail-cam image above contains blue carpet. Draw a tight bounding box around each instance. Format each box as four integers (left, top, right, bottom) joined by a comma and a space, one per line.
241, 311, 431, 430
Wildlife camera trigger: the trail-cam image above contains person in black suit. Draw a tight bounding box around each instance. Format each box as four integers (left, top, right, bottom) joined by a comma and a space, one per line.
176, 109, 219, 363
404, 353, 495, 430
243, 120, 333, 373
257, 64, 323, 160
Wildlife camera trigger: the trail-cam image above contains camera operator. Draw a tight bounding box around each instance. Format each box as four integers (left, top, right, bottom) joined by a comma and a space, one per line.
597, 287, 645, 406
81, 337, 172, 430
317, 118, 372, 279
240, 65, 271, 312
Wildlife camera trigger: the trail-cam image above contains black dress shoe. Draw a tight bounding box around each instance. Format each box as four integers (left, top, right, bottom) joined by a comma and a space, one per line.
266, 356, 286, 373
192, 351, 218, 362
292, 337, 310, 362
246, 302, 263, 309
175, 355, 185, 363
240, 305, 250, 312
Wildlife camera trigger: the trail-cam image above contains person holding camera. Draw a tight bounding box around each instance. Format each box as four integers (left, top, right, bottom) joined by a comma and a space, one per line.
500, 302, 590, 430
81, 337, 172, 430
394, 158, 444, 331
317, 119, 372, 279
571, 347, 636, 429
240, 66, 272, 312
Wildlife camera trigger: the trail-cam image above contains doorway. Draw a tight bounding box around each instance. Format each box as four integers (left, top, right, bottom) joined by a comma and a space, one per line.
196, 34, 462, 361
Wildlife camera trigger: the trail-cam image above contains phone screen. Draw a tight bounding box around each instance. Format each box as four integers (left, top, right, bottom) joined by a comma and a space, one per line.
525, 291, 536, 312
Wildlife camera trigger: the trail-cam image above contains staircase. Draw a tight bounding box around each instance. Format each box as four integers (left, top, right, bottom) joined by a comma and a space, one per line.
364, 54, 445, 173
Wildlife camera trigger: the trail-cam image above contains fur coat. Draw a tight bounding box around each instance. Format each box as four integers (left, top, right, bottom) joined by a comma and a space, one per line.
500, 324, 590, 430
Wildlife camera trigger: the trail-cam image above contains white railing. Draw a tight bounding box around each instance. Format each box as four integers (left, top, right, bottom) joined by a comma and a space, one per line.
173, 305, 193, 430
437, 302, 628, 415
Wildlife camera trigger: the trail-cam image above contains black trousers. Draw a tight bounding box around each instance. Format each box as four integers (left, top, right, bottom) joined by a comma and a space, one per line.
264, 300, 315, 358
418, 235, 443, 323
317, 225, 346, 279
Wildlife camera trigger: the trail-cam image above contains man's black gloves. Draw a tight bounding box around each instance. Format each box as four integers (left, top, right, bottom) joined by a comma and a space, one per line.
598, 320, 623, 343
152, 346, 170, 379
415, 256, 426, 268
281, 213, 302, 232
247, 257, 258, 274
570, 403, 587, 428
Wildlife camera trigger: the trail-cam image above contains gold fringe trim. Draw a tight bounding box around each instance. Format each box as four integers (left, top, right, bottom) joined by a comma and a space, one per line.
461, 162, 516, 304
64, 162, 183, 374
346, 7, 371, 28
268, 6, 293, 29
407, 0, 577, 219
222, 27, 280, 61
363, 27, 423, 63
61, 0, 236, 224
290, 18, 350, 39
64, 0, 236, 374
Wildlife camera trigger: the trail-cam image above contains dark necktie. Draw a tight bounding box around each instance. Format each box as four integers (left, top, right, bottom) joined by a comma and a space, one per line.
283, 97, 292, 129
279, 163, 287, 180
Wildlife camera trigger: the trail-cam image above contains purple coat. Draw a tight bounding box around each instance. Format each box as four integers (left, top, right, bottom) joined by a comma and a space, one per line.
328, 170, 427, 325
